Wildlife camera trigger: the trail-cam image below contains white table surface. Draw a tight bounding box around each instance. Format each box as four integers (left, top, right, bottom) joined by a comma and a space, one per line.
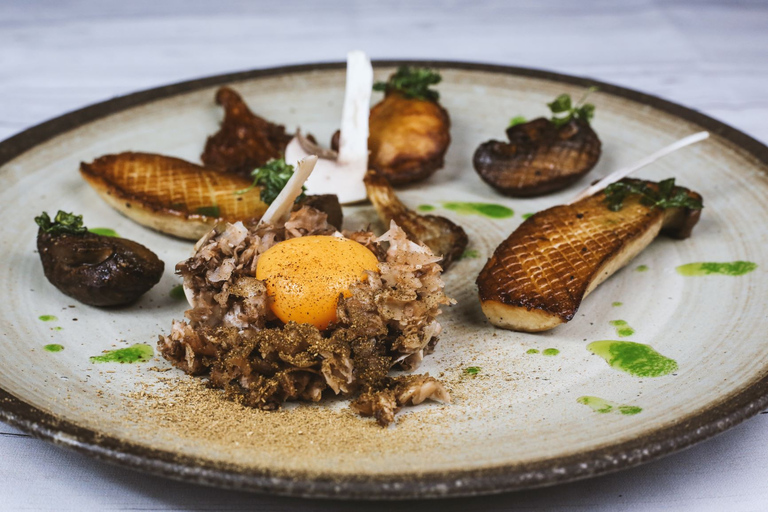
2, 1, 768, 510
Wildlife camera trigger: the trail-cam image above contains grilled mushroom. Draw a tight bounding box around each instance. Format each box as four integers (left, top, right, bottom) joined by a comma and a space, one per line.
36, 211, 164, 307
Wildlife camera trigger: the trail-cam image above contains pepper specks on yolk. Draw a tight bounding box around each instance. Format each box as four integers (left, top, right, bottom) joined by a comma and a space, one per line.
256, 236, 379, 330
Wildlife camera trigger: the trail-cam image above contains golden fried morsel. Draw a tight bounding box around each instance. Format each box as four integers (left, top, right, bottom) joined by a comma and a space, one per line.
473, 118, 601, 197
477, 180, 702, 332
368, 91, 451, 185
80, 152, 268, 240
201, 86, 293, 178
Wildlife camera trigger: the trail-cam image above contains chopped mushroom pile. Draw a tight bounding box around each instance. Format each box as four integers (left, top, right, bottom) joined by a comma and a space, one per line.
159, 206, 452, 426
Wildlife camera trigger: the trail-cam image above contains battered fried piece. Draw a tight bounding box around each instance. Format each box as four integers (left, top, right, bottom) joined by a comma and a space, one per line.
473, 118, 601, 197
477, 179, 702, 332
201, 86, 293, 178
80, 152, 268, 240
364, 170, 467, 270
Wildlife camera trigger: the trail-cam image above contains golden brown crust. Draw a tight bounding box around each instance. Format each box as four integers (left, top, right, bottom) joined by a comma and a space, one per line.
201, 86, 293, 178
473, 118, 601, 197
368, 92, 451, 185
476, 181, 702, 331
80, 152, 268, 240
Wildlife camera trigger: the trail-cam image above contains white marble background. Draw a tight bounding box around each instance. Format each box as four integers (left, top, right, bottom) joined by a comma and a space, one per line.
2, 0, 768, 510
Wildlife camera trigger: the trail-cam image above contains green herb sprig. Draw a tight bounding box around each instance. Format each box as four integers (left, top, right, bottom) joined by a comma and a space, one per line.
373, 66, 441, 102
35, 211, 88, 236
547, 86, 598, 128
603, 178, 703, 212
235, 158, 305, 205
464, 366, 481, 376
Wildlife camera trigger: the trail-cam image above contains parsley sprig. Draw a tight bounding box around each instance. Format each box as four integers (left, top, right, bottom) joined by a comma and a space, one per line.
35, 211, 88, 236
235, 158, 305, 205
603, 178, 703, 212
373, 66, 441, 102
547, 86, 598, 128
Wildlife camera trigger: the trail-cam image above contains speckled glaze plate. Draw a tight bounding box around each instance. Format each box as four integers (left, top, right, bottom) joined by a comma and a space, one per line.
1, 61, 767, 499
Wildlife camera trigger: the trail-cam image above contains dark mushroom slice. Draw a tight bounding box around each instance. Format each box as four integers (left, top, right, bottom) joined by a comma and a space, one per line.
364, 170, 467, 270
473, 117, 601, 197
36, 211, 164, 307
201, 86, 293, 179
294, 194, 343, 231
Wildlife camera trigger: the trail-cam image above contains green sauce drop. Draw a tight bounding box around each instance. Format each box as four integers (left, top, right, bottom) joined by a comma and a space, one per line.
441, 202, 514, 219
676, 261, 758, 277
464, 366, 481, 375
461, 249, 479, 260
90, 344, 154, 364
612, 302, 623, 307
522, 213, 534, 220
609, 319, 635, 337
88, 227, 119, 237
170, 284, 186, 300
542, 348, 560, 356
587, 340, 678, 377
526, 348, 540, 354
51, 326, 63, 331
417, 204, 435, 212
38, 315, 57, 322
577, 396, 642, 415
635, 265, 649, 272
44, 344, 64, 353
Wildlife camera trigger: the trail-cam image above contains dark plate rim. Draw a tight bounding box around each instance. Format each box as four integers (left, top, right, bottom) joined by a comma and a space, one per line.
1, 60, 767, 500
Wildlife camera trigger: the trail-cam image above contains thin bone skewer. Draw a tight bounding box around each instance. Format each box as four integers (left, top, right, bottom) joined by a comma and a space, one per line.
569, 131, 709, 203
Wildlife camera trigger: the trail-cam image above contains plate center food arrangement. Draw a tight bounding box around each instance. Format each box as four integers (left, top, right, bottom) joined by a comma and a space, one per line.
1, 58, 767, 498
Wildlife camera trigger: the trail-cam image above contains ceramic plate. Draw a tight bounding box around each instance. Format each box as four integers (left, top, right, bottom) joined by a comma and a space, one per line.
1, 62, 767, 499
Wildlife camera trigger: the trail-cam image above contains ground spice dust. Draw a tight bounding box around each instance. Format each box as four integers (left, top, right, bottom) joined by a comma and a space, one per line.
121, 372, 456, 476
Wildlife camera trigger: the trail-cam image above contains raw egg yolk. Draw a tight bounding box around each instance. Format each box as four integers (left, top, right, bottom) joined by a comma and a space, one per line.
255, 236, 379, 330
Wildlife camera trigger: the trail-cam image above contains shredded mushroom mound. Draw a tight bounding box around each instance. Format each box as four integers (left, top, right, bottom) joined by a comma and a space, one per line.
159, 205, 452, 426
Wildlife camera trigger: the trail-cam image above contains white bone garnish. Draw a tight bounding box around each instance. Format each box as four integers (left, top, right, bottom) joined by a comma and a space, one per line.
285, 50, 373, 204
569, 131, 709, 203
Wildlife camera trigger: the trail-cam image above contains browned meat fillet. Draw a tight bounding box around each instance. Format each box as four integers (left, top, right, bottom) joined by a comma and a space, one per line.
364, 170, 467, 270
368, 91, 451, 185
80, 152, 268, 240
473, 118, 601, 197
477, 179, 702, 332
201, 86, 293, 178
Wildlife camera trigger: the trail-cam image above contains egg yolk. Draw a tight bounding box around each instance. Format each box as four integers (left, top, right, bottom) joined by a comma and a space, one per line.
255, 235, 379, 330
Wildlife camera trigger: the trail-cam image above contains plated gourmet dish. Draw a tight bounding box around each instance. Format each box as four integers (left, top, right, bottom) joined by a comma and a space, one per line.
4, 56, 765, 498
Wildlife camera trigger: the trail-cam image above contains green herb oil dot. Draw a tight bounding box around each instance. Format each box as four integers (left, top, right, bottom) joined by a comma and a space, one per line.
441, 202, 514, 219
542, 348, 560, 356
587, 340, 678, 377
44, 344, 64, 353
526, 349, 539, 354
170, 285, 186, 300
90, 344, 154, 364
635, 265, 649, 272
676, 261, 758, 277
521, 213, 534, 220
38, 315, 58, 322
417, 204, 435, 212
612, 302, 623, 307
609, 320, 635, 337
577, 396, 642, 415
461, 249, 479, 260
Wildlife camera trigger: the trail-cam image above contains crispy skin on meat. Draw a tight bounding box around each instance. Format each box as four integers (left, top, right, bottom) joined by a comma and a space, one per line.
80, 152, 268, 240
364, 170, 467, 270
473, 118, 601, 197
477, 180, 702, 332
368, 91, 451, 185
201, 86, 293, 178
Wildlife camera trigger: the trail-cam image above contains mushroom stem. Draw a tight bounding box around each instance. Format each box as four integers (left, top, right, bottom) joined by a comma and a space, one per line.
258, 155, 318, 227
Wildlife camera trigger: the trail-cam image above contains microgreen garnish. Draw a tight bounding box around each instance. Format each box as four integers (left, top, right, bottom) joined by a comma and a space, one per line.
464, 366, 481, 376
194, 205, 220, 218
508, 115, 527, 127
547, 86, 598, 128
235, 158, 305, 205
34, 211, 88, 236
603, 178, 703, 212
373, 66, 441, 101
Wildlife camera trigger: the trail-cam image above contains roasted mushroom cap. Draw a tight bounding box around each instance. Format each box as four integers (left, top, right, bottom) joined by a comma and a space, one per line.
37, 231, 164, 307
364, 170, 467, 270
473, 117, 601, 197
367, 91, 451, 186
201, 87, 293, 179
